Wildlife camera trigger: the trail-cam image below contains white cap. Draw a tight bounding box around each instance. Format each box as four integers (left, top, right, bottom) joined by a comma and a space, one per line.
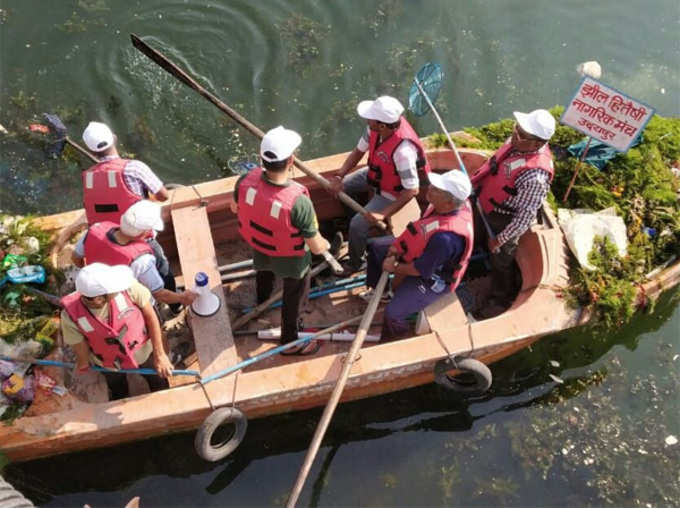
82, 121, 114, 152
576, 61, 602, 79
260, 126, 302, 163
513, 109, 556, 141
428, 170, 472, 201
76, 263, 134, 297
357, 96, 404, 124
120, 200, 164, 237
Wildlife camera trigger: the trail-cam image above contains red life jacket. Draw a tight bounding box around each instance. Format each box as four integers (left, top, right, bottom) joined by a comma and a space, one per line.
366, 119, 431, 197
83, 221, 153, 266
394, 202, 474, 290
237, 168, 310, 257
61, 290, 150, 370
82, 158, 141, 225
474, 140, 554, 214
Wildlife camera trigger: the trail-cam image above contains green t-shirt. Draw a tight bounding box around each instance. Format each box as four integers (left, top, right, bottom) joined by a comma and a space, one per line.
235, 171, 319, 279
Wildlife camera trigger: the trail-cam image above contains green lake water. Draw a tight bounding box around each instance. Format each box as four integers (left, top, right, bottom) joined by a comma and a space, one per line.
1, 0, 679, 505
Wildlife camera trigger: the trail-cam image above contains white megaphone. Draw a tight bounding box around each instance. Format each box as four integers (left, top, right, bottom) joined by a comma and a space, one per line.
190, 272, 221, 317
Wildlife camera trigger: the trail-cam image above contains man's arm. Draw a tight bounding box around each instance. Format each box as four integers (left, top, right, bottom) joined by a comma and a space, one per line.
493, 169, 549, 248
140, 301, 172, 378
304, 233, 330, 255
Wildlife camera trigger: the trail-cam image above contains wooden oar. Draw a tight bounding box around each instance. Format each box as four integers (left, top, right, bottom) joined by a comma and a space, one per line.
286, 271, 389, 507
129, 34, 387, 233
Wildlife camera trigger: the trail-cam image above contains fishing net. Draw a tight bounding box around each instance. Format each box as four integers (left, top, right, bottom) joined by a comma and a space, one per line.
408, 62, 443, 117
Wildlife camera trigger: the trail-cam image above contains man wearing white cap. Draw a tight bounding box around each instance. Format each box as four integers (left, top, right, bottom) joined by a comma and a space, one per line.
364, 169, 474, 340
470, 109, 556, 317
330, 95, 431, 274
81, 121, 170, 226
60, 263, 172, 400
231, 126, 331, 354
72, 200, 197, 310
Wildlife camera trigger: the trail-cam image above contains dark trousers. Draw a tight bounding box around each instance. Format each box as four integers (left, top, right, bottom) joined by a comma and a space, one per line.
101, 354, 169, 400
256, 269, 311, 344
474, 208, 521, 301
147, 237, 176, 291
367, 236, 450, 340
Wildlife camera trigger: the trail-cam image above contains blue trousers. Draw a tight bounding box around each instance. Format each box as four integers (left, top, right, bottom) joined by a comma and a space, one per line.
367, 236, 452, 340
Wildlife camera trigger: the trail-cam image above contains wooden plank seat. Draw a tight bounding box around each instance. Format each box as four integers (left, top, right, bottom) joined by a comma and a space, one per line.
416, 290, 472, 351
171, 205, 238, 376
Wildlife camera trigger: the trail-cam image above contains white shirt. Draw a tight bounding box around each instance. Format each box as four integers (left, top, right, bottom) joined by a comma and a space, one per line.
75, 232, 165, 293
357, 127, 419, 190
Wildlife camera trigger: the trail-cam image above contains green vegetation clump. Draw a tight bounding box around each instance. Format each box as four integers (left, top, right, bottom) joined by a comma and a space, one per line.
0, 215, 57, 343
428, 110, 680, 328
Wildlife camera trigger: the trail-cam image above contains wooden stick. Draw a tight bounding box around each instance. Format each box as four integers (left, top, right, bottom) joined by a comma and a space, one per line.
231, 261, 331, 330
286, 271, 389, 507
563, 136, 592, 203
413, 77, 495, 241
130, 33, 386, 232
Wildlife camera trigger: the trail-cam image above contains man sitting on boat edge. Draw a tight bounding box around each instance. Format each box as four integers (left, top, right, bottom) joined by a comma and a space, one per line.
364, 169, 473, 340
60, 263, 172, 400
231, 126, 331, 355
329, 95, 431, 276
470, 109, 556, 319
71, 200, 197, 313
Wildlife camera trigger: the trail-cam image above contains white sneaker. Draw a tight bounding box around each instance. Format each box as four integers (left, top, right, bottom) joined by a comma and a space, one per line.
358, 288, 393, 303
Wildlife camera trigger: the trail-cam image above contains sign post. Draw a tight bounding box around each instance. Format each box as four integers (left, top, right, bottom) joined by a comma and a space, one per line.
560, 77, 655, 202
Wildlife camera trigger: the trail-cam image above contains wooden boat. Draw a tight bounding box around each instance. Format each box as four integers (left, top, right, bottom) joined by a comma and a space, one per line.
2, 145, 679, 463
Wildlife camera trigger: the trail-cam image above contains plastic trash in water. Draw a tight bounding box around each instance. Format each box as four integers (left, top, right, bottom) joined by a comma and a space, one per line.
2, 373, 35, 402
643, 227, 657, 238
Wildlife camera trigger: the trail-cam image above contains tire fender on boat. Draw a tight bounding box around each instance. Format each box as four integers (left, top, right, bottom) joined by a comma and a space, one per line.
434, 356, 492, 395
195, 407, 248, 462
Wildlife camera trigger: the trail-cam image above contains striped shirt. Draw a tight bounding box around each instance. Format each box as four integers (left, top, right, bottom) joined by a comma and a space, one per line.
495, 168, 551, 245
98, 155, 164, 197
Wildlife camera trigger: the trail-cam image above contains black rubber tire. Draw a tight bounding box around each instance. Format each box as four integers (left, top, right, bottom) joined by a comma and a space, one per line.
434, 357, 492, 395
194, 407, 248, 462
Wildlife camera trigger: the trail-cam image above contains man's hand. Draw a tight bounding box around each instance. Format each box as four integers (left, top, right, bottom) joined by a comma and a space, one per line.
382, 254, 398, 273
180, 290, 198, 306
153, 352, 174, 378
229, 200, 239, 214
488, 236, 502, 254
329, 175, 344, 196
366, 211, 385, 225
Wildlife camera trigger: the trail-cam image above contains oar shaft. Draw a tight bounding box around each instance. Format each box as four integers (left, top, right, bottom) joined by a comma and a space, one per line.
65, 136, 99, 163
414, 77, 495, 241
130, 34, 386, 232
286, 271, 389, 507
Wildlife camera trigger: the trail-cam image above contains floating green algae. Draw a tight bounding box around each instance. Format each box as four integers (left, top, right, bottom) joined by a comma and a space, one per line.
277, 14, 330, 73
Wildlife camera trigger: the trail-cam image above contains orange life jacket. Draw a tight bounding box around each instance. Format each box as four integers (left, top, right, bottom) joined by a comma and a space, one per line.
237, 168, 310, 257
61, 290, 150, 369
366, 119, 431, 197
394, 202, 474, 290
82, 159, 141, 225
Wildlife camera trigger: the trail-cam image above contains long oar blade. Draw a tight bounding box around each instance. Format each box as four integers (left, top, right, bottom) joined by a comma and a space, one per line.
130, 34, 386, 232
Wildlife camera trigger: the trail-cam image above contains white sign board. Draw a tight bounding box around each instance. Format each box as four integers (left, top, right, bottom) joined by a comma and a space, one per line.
561, 77, 655, 152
